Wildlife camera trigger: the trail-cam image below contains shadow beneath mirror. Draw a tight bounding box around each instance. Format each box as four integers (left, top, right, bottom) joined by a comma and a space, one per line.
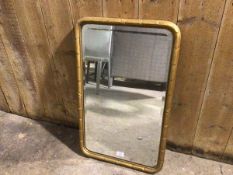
39, 121, 82, 156
0, 114, 83, 165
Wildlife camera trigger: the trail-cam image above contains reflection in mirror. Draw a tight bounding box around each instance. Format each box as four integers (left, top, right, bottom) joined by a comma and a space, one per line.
82, 24, 173, 167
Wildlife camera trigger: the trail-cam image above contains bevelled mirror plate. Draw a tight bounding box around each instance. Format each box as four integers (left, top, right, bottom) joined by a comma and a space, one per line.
76, 17, 181, 174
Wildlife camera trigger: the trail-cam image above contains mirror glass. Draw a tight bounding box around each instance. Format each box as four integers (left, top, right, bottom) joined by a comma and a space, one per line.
81, 24, 173, 167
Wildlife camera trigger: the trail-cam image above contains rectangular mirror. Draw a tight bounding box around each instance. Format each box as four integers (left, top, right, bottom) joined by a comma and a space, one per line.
76, 17, 181, 173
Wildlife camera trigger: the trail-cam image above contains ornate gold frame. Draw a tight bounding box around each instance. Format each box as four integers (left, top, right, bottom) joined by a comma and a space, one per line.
75, 17, 181, 174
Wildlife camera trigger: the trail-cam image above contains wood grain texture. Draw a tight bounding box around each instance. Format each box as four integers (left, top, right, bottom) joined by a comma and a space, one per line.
103, 0, 138, 18
13, 0, 68, 122
0, 34, 26, 115
0, 0, 44, 118
223, 129, 233, 163
39, 0, 77, 124
193, 0, 233, 160
67, 0, 79, 25
167, 0, 226, 151
139, 0, 180, 22
76, 0, 103, 18
0, 86, 9, 112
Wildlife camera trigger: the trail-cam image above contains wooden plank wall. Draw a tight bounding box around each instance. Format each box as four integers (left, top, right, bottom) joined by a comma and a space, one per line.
0, 0, 232, 163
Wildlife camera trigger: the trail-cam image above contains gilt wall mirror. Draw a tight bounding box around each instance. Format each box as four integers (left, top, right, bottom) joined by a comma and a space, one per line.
76, 17, 181, 173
